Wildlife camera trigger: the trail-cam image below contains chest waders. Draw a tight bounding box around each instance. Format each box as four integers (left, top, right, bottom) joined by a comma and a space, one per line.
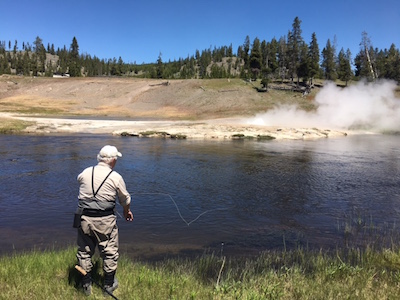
73, 167, 114, 228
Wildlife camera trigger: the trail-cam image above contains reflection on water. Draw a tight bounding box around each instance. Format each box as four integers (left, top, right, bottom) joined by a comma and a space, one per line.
0, 133, 399, 259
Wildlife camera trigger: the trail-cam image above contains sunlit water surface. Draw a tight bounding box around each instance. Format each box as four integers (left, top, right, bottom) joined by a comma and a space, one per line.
0, 133, 399, 259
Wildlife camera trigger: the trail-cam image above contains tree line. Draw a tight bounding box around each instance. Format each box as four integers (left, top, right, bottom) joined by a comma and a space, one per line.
1, 17, 399, 85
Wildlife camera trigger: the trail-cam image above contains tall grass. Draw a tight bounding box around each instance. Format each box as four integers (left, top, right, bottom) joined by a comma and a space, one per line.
2, 246, 400, 299
0, 118, 33, 134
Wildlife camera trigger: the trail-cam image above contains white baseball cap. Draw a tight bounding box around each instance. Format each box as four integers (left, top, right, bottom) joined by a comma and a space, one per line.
98, 145, 122, 158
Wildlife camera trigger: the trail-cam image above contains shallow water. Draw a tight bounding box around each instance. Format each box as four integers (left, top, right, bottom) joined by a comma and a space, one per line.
0, 133, 399, 259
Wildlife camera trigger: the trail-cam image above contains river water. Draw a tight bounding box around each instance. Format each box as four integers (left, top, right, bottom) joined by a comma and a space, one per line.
0, 133, 399, 259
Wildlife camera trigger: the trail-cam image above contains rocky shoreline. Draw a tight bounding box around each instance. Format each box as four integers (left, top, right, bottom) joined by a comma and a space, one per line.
113, 122, 348, 140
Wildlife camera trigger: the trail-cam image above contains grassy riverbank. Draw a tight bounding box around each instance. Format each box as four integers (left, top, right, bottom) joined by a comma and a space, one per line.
0, 117, 33, 134
2, 247, 400, 299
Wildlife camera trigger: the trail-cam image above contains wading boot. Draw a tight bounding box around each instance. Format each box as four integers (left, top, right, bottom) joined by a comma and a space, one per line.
104, 271, 118, 297
81, 273, 92, 296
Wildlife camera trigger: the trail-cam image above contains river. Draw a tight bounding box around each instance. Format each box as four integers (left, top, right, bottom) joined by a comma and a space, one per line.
0, 133, 399, 259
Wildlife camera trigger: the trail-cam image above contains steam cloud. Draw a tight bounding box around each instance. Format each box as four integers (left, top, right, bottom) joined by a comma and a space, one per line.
246, 80, 400, 131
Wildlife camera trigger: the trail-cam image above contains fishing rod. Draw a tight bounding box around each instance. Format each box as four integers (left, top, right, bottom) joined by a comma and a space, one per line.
75, 265, 119, 300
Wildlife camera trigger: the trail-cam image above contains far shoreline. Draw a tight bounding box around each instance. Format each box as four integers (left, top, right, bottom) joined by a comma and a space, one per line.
0, 112, 349, 140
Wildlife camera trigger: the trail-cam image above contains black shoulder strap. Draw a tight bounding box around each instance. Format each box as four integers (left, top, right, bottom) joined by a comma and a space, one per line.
92, 167, 114, 198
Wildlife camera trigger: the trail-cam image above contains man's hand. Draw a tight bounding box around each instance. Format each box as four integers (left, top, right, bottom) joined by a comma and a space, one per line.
124, 209, 134, 222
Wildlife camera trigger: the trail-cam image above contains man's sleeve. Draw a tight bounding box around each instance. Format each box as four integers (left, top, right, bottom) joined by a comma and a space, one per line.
117, 177, 131, 207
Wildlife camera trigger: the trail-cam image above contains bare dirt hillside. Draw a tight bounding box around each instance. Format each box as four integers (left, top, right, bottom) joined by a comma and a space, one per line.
0, 75, 316, 120
0, 75, 353, 139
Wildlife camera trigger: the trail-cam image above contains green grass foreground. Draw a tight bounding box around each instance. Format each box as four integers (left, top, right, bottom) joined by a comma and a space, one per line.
1, 247, 400, 299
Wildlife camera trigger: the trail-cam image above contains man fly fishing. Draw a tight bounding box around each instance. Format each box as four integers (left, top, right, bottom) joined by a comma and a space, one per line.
74, 145, 133, 297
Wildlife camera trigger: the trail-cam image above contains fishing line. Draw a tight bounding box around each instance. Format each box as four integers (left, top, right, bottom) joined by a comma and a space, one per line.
121, 192, 225, 226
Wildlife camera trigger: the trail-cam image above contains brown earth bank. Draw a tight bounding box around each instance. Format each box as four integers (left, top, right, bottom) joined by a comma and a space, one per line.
0, 75, 348, 139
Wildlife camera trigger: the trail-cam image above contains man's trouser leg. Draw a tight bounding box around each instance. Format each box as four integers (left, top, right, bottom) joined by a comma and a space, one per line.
76, 226, 97, 273
76, 224, 97, 295
98, 218, 119, 281
77, 215, 119, 286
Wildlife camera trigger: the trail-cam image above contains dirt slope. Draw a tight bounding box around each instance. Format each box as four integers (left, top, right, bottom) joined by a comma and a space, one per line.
0, 75, 351, 139
0, 75, 315, 120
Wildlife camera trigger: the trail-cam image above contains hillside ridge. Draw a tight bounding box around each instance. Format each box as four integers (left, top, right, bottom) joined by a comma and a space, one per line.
0, 75, 317, 120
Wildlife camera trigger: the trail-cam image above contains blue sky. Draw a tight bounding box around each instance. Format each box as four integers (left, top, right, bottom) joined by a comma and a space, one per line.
2, 0, 399, 64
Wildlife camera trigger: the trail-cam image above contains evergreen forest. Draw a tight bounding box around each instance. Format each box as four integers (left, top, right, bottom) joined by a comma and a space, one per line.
1, 17, 399, 85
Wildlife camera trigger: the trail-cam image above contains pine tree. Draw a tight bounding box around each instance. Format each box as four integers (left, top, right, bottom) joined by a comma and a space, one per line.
109, 57, 117, 76
157, 52, 163, 78
33, 36, 43, 54
23, 51, 30, 75
31, 53, 38, 76
277, 36, 288, 82
57, 46, 68, 74
38, 44, 46, 74
385, 44, 400, 81
16, 51, 24, 75
249, 37, 262, 79
322, 39, 337, 80
268, 38, 279, 75
297, 42, 310, 84
68, 36, 81, 76
287, 17, 304, 84
242, 35, 250, 70
261, 39, 278, 78
0, 45, 10, 74
50, 43, 55, 55
227, 44, 233, 57
308, 33, 320, 85
337, 48, 353, 86
260, 40, 268, 70
117, 56, 124, 75
198, 49, 211, 78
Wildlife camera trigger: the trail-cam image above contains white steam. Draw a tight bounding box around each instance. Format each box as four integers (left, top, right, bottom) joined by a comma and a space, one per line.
246, 80, 400, 131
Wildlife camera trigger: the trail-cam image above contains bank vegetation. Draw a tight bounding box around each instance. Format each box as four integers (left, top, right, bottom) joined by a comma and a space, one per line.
2, 246, 400, 299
